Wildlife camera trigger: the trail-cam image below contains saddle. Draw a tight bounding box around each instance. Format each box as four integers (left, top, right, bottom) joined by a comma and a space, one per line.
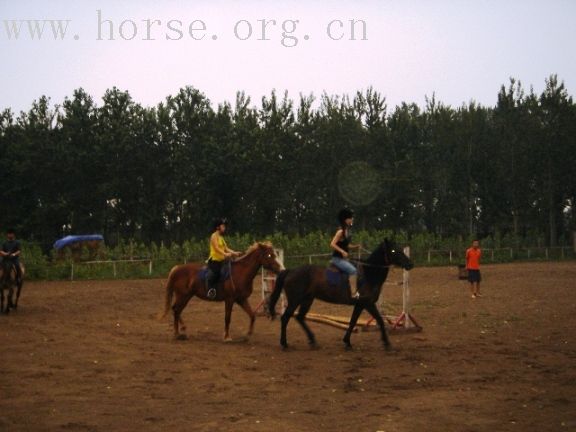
325, 264, 366, 292
325, 264, 351, 289
199, 262, 232, 299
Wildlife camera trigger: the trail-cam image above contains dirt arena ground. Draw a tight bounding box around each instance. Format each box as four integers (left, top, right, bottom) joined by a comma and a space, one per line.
1, 261, 575, 432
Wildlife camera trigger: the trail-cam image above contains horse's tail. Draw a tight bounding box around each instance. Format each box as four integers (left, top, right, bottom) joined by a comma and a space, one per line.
268, 269, 289, 320
157, 265, 178, 320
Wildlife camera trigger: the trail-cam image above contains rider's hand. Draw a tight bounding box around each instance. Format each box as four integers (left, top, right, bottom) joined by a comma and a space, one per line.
342, 251, 349, 258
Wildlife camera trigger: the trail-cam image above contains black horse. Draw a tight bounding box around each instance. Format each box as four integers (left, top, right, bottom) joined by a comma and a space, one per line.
268, 239, 413, 350
0, 261, 21, 314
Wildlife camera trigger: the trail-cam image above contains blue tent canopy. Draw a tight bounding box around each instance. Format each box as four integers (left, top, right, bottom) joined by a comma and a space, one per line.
53, 235, 104, 250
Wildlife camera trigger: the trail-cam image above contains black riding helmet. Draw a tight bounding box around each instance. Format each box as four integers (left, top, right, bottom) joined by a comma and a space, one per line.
212, 218, 228, 230
338, 208, 354, 225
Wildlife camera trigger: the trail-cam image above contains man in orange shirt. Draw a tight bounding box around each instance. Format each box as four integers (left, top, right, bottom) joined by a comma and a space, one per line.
465, 239, 482, 298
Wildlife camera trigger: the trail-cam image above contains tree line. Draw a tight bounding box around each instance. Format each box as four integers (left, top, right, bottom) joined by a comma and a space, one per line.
1, 75, 574, 250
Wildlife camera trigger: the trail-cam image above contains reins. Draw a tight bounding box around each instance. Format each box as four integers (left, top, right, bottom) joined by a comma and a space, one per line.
348, 258, 392, 270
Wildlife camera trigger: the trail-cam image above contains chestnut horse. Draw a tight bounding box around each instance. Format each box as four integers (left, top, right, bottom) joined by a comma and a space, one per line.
0, 261, 22, 314
159, 242, 284, 341
268, 239, 413, 350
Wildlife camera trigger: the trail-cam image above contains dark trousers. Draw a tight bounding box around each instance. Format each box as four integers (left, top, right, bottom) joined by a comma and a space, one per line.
207, 259, 223, 287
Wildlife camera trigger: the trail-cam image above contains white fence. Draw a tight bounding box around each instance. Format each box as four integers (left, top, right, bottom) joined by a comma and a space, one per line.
70, 259, 153, 280
49, 245, 575, 281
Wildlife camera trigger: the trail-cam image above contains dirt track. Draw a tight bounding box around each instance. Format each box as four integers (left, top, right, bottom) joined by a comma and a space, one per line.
1, 261, 575, 432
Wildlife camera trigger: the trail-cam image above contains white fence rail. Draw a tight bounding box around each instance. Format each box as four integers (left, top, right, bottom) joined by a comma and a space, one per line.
24, 245, 575, 281
70, 259, 153, 280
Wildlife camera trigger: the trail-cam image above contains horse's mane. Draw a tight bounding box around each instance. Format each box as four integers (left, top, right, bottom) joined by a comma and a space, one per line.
234, 241, 273, 261
366, 243, 387, 264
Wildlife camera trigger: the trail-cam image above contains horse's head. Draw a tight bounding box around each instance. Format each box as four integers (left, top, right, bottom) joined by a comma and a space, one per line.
251, 242, 284, 274
380, 239, 414, 271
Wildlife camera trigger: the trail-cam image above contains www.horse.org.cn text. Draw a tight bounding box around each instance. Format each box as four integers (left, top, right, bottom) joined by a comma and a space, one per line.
1, 10, 369, 48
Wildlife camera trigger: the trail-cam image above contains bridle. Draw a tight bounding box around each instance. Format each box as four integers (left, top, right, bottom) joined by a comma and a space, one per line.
227, 245, 280, 290
259, 246, 281, 275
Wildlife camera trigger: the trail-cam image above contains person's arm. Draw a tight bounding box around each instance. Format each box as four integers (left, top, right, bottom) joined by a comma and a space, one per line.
330, 229, 348, 258
224, 245, 241, 257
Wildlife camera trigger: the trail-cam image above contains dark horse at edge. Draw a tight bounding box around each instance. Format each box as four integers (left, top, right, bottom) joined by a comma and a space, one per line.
0, 261, 22, 314
268, 239, 413, 350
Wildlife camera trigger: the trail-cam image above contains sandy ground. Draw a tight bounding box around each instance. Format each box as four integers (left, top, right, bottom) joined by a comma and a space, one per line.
1, 261, 575, 432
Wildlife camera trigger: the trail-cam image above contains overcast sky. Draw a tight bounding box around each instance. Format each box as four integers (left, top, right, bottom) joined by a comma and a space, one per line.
1, 0, 575, 114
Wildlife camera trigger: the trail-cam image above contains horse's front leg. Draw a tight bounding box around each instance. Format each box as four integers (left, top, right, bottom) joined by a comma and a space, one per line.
343, 302, 364, 349
224, 298, 234, 342
238, 298, 256, 339
365, 301, 391, 350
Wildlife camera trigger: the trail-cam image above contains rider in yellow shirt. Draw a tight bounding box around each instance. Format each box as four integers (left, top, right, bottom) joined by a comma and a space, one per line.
207, 218, 240, 299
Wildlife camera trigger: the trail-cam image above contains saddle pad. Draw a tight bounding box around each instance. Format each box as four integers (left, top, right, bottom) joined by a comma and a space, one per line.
199, 263, 231, 281
325, 268, 348, 288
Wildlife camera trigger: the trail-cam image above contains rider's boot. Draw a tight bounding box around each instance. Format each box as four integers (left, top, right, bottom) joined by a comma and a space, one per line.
206, 270, 218, 300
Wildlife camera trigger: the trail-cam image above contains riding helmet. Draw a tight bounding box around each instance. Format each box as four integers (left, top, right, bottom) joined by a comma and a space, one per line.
213, 218, 228, 230
338, 208, 354, 224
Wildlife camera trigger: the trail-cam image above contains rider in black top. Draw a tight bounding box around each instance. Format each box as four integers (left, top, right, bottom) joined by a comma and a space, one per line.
330, 208, 361, 298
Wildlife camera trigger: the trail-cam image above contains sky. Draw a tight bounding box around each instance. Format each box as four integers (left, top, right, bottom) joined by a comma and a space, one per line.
1, 0, 575, 114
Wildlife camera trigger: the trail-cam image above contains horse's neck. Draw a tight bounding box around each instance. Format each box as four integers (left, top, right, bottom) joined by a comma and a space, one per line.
362, 264, 389, 288
374, 267, 390, 286
232, 252, 261, 284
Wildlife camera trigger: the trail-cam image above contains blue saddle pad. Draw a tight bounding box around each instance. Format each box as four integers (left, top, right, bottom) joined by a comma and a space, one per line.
199, 263, 231, 282
326, 267, 349, 288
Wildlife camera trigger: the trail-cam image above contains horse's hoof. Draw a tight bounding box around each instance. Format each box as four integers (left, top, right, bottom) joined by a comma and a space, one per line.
175, 334, 188, 341
344, 343, 353, 351
224, 337, 234, 343
281, 344, 289, 351
384, 344, 393, 352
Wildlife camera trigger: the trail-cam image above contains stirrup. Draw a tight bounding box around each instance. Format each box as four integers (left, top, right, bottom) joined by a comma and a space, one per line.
207, 287, 217, 300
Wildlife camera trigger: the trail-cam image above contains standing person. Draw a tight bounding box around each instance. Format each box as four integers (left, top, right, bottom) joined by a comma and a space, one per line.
466, 239, 482, 298
330, 208, 361, 299
0, 229, 23, 285
207, 218, 240, 299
